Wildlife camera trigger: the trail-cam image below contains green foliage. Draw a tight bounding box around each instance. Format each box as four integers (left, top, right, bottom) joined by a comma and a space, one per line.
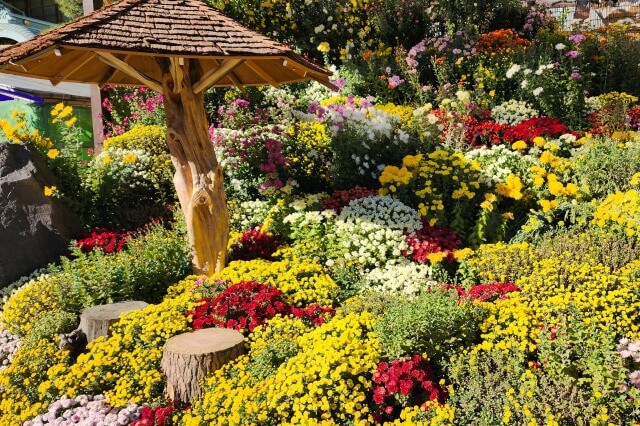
446, 348, 528, 425
53, 0, 83, 20
535, 226, 640, 272
582, 25, 640, 97
573, 137, 640, 200
374, 289, 486, 364
329, 264, 363, 304
51, 216, 190, 312
436, 0, 529, 36
448, 311, 639, 425
247, 339, 299, 379
24, 311, 78, 347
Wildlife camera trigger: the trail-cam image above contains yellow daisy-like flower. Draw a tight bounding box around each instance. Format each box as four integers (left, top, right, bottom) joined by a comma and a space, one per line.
102, 155, 111, 164
631, 173, 640, 186
58, 105, 73, 119
480, 200, 494, 211
511, 140, 527, 151
533, 136, 546, 147
453, 248, 474, 260
66, 117, 78, 127
122, 153, 137, 163
427, 251, 447, 263
317, 42, 330, 53
43, 185, 57, 196
502, 212, 514, 220
496, 174, 523, 200
46, 149, 59, 159
539, 199, 559, 212
51, 103, 64, 116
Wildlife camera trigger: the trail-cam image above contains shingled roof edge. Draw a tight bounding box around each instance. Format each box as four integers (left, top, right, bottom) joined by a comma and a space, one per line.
0, 0, 146, 64
0, 0, 331, 77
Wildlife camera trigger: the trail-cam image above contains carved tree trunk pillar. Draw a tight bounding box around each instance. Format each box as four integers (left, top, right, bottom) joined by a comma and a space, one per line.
160, 59, 229, 275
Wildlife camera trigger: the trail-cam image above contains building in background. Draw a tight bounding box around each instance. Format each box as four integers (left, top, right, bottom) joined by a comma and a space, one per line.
0, 1, 94, 147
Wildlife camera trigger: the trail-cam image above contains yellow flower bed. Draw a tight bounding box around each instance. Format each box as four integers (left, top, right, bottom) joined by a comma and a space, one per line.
0, 339, 68, 425
285, 121, 332, 181
1, 275, 62, 336
379, 150, 483, 226
467, 242, 536, 283
212, 259, 339, 306
184, 312, 379, 425
44, 286, 196, 407
593, 189, 640, 237
476, 255, 640, 354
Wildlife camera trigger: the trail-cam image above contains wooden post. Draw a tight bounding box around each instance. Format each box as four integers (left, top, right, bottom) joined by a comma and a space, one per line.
82, 0, 104, 152
159, 58, 229, 275
79, 300, 148, 342
161, 328, 244, 403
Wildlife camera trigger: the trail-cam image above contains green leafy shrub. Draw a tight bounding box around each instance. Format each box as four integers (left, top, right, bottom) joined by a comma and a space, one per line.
535, 226, 640, 272
374, 289, 486, 364
446, 348, 528, 425
573, 137, 640, 200
51, 215, 190, 312
24, 311, 78, 347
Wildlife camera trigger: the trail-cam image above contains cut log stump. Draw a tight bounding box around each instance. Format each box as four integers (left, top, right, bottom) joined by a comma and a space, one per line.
79, 301, 148, 342
161, 328, 244, 403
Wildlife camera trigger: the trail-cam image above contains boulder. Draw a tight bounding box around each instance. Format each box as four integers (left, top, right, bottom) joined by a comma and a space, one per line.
0, 143, 82, 287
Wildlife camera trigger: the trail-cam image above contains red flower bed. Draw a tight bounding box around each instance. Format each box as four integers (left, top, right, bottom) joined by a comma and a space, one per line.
442, 282, 520, 302
130, 401, 179, 426
406, 220, 462, 263
503, 117, 571, 143
76, 229, 130, 253
321, 187, 379, 213
228, 227, 284, 261
371, 354, 448, 423
465, 118, 510, 147
467, 282, 520, 302
188, 281, 334, 332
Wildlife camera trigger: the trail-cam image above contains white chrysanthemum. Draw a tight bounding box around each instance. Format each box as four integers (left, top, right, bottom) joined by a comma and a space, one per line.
505, 64, 521, 79
361, 261, 436, 296
465, 145, 536, 187
328, 220, 409, 270
340, 195, 421, 232
491, 99, 539, 125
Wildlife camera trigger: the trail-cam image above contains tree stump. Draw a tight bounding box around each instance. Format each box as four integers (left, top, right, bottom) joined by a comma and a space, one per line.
160, 328, 244, 403
79, 300, 148, 342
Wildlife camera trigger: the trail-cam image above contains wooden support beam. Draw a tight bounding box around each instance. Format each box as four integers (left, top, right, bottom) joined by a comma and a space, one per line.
50, 52, 96, 86
98, 54, 130, 88
245, 60, 279, 87
281, 58, 338, 92
170, 57, 184, 94
96, 52, 163, 93
227, 69, 247, 96
192, 59, 243, 94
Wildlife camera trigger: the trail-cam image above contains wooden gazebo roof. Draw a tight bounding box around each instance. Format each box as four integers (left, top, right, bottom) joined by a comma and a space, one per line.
0, 0, 334, 91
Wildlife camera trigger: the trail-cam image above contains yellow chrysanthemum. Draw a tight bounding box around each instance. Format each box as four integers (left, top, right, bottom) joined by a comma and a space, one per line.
511, 140, 527, 151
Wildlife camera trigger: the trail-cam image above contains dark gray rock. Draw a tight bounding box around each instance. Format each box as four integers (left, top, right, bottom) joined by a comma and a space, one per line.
0, 143, 82, 287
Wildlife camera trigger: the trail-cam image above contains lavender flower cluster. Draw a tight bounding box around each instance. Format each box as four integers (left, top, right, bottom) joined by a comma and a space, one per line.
0, 328, 20, 370
24, 395, 141, 426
